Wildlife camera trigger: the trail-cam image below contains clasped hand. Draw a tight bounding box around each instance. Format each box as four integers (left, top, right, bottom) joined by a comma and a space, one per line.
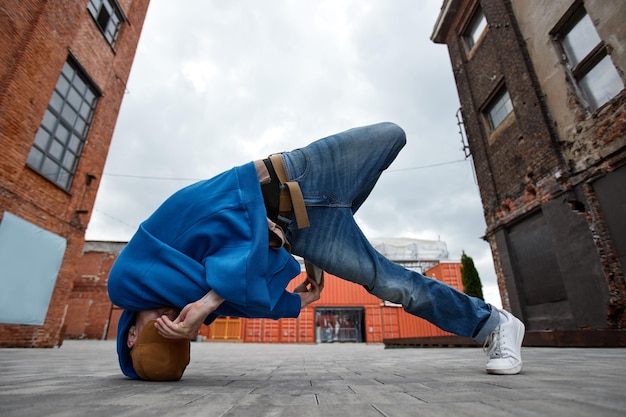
294, 273, 324, 308
154, 290, 224, 340
154, 273, 324, 339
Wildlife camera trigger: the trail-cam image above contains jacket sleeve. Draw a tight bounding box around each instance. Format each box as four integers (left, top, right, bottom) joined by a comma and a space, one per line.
107, 224, 210, 311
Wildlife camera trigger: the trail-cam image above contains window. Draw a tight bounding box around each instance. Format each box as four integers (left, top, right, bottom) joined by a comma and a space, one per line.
555, 7, 623, 110
87, 0, 124, 47
486, 89, 513, 130
465, 7, 488, 50
27, 58, 99, 191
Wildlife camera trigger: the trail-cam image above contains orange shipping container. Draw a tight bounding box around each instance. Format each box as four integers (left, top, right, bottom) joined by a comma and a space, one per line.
203, 263, 462, 343
425, 262, 464, 292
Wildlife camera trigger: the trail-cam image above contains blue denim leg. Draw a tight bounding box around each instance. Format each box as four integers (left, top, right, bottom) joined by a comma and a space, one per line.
280, 122, 499, 343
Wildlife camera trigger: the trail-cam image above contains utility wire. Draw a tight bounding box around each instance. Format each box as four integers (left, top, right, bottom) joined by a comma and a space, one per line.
93, 208, 138, 231
387, 159, 466, 173
94, 158, 470, 235
103, 173, 202, 181
102, 159, 468, 181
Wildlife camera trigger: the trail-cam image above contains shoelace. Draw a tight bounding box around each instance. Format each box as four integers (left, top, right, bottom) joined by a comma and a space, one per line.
483, 326, 502, 358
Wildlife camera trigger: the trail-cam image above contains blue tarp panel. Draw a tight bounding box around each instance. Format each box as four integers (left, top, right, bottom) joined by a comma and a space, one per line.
0, 212, 67, 325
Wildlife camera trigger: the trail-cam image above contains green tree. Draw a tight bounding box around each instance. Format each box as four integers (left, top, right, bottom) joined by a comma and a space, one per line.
461, 251, 484, 300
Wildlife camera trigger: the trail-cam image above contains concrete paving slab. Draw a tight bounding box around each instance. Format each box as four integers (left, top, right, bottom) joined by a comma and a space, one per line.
0, 341, 624, 417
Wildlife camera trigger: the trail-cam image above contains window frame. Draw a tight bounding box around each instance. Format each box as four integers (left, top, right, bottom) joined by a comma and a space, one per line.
27, 56, 101, 191
87, 0, 127, 48
463, 5, 488, 53
485, 88, 514, 131
551, 3, 624, 111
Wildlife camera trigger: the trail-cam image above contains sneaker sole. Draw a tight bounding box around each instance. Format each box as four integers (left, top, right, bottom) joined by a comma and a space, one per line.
486, 362, 522, 375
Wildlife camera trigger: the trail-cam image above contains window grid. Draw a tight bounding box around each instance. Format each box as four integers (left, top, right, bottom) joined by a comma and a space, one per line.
87, 0, 123, 47
27, 59, 98, 191
487, 90, 513, 130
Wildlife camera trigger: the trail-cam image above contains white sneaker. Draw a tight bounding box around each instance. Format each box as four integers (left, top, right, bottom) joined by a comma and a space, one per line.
483, 309, 525, 375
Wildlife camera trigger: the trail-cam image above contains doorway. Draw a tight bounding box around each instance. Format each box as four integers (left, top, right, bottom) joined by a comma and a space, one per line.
315, 307, 364, 343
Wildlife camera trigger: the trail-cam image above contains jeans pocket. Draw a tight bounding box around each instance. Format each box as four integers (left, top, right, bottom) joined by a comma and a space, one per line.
283, 149, 309, 181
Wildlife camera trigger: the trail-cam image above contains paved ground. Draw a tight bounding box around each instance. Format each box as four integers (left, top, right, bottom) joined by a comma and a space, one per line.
0, 341, 624, 416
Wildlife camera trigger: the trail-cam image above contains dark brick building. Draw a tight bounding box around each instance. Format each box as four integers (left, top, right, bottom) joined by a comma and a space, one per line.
0, 0, 150, 347
432, 0, 625, 338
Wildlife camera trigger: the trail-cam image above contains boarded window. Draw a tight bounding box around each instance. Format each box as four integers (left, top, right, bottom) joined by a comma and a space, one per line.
507, 212, 568, 306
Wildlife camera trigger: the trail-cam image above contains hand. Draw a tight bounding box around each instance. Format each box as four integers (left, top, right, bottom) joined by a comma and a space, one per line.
294, 272, 324, 308
154, 290, 224, 340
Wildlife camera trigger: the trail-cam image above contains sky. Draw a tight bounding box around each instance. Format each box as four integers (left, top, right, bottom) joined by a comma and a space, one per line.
85, 0, 503, 308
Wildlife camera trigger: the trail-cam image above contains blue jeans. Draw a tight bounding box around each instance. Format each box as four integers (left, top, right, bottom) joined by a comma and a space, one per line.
280, 122, 499, 343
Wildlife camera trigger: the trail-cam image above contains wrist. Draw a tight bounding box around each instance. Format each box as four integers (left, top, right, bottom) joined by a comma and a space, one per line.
200, 290, 224, 312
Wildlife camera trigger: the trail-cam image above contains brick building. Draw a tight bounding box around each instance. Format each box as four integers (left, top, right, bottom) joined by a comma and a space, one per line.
0, 0, 150, 347
432, 0, 625, 337
65, 241, 125, 340
67, 239, 465, 344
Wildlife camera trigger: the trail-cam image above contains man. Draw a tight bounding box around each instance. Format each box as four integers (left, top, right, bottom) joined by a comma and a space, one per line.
108, 122, 525, 381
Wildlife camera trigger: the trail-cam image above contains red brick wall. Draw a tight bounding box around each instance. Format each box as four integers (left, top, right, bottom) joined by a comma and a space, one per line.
0, 1, 150, 347
65, 244, 123, 339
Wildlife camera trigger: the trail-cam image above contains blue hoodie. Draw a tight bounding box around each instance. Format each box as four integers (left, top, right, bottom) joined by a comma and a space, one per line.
108, 162, 302, 378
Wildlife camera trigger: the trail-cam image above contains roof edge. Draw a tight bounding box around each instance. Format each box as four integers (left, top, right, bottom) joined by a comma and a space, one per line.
431, 0, 460, 44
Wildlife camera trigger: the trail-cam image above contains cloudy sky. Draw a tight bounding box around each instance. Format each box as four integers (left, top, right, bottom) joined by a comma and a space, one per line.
85, 0, 502, 307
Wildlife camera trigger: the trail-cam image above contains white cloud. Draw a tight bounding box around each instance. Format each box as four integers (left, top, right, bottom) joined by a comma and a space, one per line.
87, 0, 502, 307
181, 60, 221, 92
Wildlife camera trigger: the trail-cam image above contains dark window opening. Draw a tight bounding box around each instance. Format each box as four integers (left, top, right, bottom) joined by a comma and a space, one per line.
87, 0, 125, 47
